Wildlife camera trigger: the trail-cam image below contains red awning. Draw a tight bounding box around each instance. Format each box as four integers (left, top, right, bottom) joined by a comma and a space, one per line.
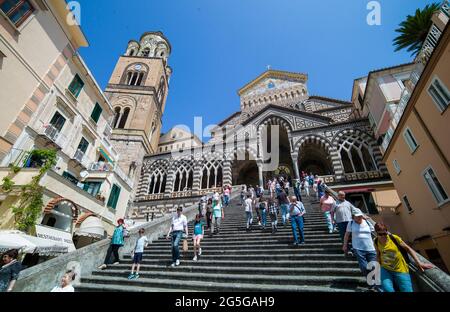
340, 187, 375, 194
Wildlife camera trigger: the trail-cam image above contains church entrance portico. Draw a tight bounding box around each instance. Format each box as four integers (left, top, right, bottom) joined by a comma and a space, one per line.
297, 138, 334, 176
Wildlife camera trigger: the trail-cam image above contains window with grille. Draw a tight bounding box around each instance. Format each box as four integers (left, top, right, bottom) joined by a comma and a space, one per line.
402, 195, 413, 213
403, 128, 419, 153
423, 166, 448, 205
428, 76, 450, 113
0, 0, 34, 27
393, 159, 401, 174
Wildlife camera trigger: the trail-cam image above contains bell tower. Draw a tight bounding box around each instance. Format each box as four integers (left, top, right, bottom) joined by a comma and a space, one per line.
105, 31, 172, 190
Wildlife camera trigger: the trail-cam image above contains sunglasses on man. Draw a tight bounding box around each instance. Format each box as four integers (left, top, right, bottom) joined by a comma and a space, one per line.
377, 232, 388, 236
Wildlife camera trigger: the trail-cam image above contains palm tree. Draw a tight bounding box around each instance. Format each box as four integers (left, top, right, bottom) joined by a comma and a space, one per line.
393, 3, 441, 56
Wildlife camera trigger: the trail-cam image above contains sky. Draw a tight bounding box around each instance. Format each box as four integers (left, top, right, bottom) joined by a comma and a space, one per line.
76, 0, 437, 136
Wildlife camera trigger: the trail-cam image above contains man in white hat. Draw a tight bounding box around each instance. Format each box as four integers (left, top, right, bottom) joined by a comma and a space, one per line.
343, 208, 380, 291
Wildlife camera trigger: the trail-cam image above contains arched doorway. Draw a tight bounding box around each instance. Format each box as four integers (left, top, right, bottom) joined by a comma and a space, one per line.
259, 119, 294, 183
42, 198, 78, 233
231, 151, 259, 186
298, 140, 333, 176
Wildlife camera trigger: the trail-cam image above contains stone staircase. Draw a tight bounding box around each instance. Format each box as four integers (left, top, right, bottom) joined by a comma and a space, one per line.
78, 194, 367, 292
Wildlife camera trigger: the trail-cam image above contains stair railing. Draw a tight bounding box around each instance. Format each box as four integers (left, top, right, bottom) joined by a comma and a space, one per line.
323, 184, 450, 291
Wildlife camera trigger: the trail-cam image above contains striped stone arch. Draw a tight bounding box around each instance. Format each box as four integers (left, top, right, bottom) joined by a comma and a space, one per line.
137, 159, 170, 197
331, 129, 387, 177
293, 134, 333, 155
257, 115, 293, 135
293, 134, 337, 175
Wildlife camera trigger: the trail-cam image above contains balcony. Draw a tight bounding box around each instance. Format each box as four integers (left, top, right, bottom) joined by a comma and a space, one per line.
139, 193, 165, 201
88, 161, 134, 188
36, 125, 67, 149
70, 149, 89, 169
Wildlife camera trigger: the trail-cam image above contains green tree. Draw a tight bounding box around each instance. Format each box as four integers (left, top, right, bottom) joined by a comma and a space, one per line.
393, 3, 441, 56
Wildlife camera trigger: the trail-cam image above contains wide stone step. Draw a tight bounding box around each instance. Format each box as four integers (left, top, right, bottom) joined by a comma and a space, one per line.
129, 253, 352, 261
151, 236, 340, 245
159, 232, 340, 241
80, 275, 365, 292
139, 247, 343, 256
90, 270, 367, 287
144, 241, 342, 252
102, 264, 362, 276
117, 259, 359, 268
76, 283, 203, 292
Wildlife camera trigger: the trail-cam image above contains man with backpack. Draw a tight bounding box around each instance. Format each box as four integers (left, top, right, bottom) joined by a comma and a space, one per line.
374, 222, 434, 292
289, 196, 306, 246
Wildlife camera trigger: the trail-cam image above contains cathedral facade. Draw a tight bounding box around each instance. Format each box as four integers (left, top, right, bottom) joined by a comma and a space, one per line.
132, 69, 391, 218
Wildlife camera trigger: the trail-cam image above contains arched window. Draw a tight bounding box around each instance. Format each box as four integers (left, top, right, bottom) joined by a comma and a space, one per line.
117, 107, 130, 129
142, 48, 150, 57
157, 77, 166, 105
172, 159, 194, 192
146, 161, 168, 194
200, 160, 223, 189
113, 107, 121, 128
129, 49, 135, 56
338, 133, 378, 173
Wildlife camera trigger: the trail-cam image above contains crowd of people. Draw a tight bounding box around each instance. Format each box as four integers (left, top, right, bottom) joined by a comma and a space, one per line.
0, 176, 436, 292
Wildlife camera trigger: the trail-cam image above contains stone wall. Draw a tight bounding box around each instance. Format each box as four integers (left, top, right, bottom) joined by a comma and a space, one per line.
13, 188, 240, 292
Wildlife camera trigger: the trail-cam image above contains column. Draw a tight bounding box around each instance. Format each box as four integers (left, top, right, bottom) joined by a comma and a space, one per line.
258, 161, 264, 187
291, 153, 300, 181
222, 159, 233, 187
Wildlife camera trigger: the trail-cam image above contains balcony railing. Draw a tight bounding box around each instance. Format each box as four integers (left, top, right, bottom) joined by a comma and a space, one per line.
89, 161, 113, 172
344, 170, 383, 181
140, 193, 165, 201
442, 0, 450, 18
88, 161, 133, 188
42, 124, 67, 148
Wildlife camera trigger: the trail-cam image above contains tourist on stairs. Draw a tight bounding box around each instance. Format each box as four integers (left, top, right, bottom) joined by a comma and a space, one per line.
98, 218, 127, 270
277, 189, 290, 227
211, 193, 224, 234
289, 196, 306, 246
332, 191, 355, 256
293, 179, 302, 202
223, 185, 231, 207
166, 207, 188, 267
268, 197, 278, 234
128, 228, 148, 279
258, 195, 268, 230
343, 209, 381, 292
192, 214, 205, 261
244, 193, 254, 231
374, 222, 434, 292
320, 190, 336, 234
302, 179, 309, 198
317, 180, 325, 199
205, 198, 212, 232
240, 185, 247, 206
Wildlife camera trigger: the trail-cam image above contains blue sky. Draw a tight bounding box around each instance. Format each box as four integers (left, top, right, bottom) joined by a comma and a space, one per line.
76, 0, 436, 134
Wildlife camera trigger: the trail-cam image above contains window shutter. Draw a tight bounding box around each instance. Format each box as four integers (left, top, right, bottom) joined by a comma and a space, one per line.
91, 103, 102, 123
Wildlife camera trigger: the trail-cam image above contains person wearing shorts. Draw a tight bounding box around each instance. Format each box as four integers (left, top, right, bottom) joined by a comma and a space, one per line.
128, 228, 148, 279
192, 214, 204, 261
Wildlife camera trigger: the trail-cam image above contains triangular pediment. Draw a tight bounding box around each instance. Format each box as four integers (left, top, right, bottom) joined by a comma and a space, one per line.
238, 70, 308, 97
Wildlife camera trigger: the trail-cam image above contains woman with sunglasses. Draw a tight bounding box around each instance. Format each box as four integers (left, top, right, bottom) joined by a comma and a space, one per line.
374, 223, 434, 292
